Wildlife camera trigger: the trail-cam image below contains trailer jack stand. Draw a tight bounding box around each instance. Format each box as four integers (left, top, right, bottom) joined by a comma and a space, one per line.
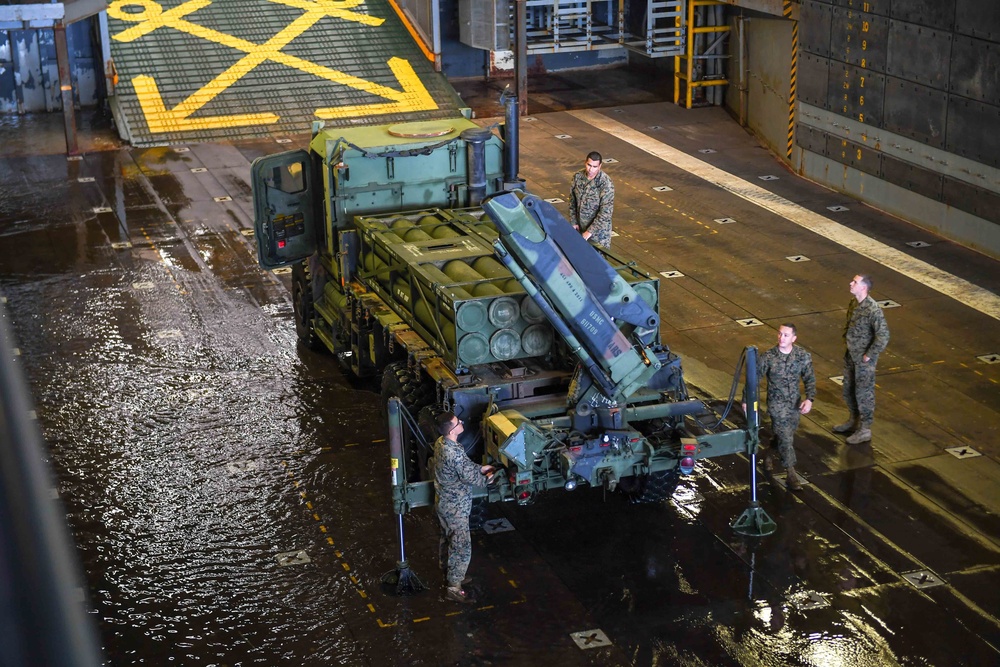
732, 347, 776, 536
381, 515, 427, 595
732, 500, 776, 536
732, 450, 776, 536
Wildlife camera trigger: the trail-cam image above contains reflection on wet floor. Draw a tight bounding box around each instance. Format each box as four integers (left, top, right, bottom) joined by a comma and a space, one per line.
2, 89, 999, 665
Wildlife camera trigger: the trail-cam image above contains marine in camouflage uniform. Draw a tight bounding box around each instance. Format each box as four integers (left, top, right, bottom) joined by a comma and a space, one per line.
754, 324, 816, 490
569, 151, 615, 249
432, 412, 491, 603
835, 274, 890, 444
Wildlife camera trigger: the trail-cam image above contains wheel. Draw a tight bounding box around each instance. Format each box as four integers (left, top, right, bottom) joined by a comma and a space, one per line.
380, 362, 433, 414
413, 405, 444, 480
622, 468, 681, 504
292, 260, 324, 351
469, 496, 489, 532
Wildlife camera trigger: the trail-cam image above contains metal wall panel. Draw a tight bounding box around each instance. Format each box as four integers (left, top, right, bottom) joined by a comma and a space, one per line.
881, 154, 944, 201
800, 0, 833, 57
799, 53, 830, 106
400, 0, 439, 53
0, 21, 99, 113
955, 0, 1000, 42
795, 123, 829, 155
459, 0, 509, 50
942, 177, 1000, 225
68, 20, 98, 107
829, 7, 888, 72
882, 77, 948, 148
946, 97, 1000, 169
890, 0, 956, 31
9, 30, 47, 111
794, 0, 999, 243
746, 17, 793, 158
827, 62, 885, 126
950, 34, 1000, 104
825, 133, 882, 176
831, 0, 890, 19
0, 62, 14, 114
886, 21, 952, 88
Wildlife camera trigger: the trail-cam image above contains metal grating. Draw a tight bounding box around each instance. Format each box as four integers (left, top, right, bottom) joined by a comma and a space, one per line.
107, 0, 464, 146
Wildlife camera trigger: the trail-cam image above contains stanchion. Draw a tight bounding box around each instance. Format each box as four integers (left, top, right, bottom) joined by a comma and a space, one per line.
380, 397, 426, 594
732, 346, 777, 536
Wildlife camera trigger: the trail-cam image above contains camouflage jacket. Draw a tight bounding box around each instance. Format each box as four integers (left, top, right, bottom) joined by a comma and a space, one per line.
758, 345, 816, 419
844, 296, 890, 363
569, 169, 615, 248
432, 436, 487, 508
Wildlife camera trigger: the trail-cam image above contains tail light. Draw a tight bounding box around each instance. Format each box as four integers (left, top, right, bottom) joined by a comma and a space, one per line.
680, 442, 698, 475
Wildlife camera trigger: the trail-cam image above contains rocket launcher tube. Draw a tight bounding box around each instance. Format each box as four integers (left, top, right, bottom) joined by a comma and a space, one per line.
492, 192, 659, 338
493, 240, 618, 398
484, 192, 658, 403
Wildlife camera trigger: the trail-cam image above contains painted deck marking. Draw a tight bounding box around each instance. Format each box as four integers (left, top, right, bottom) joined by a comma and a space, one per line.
110, 0, 436, 131
569, 110, 1000, 322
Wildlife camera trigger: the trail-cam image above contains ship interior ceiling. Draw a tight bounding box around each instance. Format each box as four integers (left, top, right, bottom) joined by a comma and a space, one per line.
1, 0, 1000, 665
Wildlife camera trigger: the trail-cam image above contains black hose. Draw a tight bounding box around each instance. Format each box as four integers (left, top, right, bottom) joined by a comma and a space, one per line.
708, 348, 748, 429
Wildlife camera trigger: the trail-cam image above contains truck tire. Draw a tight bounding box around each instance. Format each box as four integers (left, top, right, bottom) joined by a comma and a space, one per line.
469, 497, 489, 532
624, 468, 681, 504
292, 261, 324, 351
380, 362, 433, 415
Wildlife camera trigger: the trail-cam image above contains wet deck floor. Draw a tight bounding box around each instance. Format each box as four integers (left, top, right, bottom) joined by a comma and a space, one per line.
1, 78, 999, 665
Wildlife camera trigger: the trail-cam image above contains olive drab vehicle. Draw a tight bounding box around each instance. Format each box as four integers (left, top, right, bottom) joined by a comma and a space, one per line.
251, 96, 776, 537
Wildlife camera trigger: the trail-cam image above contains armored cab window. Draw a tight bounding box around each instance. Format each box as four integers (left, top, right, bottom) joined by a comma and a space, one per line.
271, 161, 305, 194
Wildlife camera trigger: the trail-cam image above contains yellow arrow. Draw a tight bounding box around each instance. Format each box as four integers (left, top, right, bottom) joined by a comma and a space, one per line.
314, 57, 437, 119
116, 0, 438, 131
133, 56, 438, 132
133, 75, 279, 132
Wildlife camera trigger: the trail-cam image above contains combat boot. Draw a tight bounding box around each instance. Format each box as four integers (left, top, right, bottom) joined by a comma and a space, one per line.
443, 586, 476, 605
785, 466, 803, 492
762, 450, 775, 473
846, 427, 872, 445
832, 415, 859, 434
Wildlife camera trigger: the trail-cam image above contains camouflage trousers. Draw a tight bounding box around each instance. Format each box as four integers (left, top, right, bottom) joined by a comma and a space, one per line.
435, 498, 472, 588
767, 412, 800, 469
842, 351, 877, 427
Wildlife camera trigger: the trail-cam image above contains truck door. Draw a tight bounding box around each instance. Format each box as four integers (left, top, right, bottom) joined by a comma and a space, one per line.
250, 150, 317, 269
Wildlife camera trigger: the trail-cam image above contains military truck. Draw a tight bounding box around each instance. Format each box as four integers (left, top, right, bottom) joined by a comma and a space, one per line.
250, 98, 770, 530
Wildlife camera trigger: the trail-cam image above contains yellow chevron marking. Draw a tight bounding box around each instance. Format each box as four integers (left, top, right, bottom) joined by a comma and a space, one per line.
110, 0, 436, 132
314, 58, 437, 119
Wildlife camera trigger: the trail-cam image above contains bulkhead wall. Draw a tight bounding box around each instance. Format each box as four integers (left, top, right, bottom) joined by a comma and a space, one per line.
730, 0, 1000, 258
0, 19, 100, 114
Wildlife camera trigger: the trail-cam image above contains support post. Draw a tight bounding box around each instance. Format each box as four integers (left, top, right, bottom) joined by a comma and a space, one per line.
380, 397, 426, 594
515, 0, 527, 116
53, 23, 79, 155
732, 345, 777, 536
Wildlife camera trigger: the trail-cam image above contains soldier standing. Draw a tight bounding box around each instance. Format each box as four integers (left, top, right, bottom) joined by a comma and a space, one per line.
433, 411, 494, 604
569, 151, 615, 249
834, 274, 890, 444
746, 324, 816, 492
